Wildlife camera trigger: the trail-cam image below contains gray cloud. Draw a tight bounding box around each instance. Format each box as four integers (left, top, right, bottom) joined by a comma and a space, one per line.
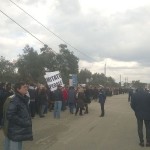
1, 0, 150, 82
55, 0, 81, 15
46, 3, 150, 66
22, 0, 47, 5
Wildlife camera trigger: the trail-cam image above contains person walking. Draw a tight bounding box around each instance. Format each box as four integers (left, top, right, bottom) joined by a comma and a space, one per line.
68, 86, 76, 114
28, 84, 36, 118
75, 86, 85, 116
128, 87, 133, 102
98, 88, 106, 117
53, 85, 63, 119
38, 86, 48, 118
61, 86, 68, 111
84, 86, 91, 114
3, 81, 33, 150
131, 88, 150, 147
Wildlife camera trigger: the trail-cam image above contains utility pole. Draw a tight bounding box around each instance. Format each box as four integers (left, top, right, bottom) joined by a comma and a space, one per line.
125, 77, 127, 87
120, 74, 121, 86
104, 63, 106, 76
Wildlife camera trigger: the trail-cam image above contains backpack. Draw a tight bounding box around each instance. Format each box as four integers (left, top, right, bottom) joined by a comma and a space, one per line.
2, 95, 15, 137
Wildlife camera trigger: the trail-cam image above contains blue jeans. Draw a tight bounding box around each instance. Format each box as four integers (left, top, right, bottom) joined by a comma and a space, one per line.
54, 101, 62, 118
4, 136, 22, 150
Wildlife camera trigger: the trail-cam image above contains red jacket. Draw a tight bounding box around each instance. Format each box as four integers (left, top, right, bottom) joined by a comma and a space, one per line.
62, 89, 68, 101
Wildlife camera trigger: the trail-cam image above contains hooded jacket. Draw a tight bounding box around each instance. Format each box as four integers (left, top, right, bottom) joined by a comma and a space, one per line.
3, 92, 33, 141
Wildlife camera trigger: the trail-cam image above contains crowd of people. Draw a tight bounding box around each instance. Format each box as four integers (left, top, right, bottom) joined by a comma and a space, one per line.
1, 80, 150, 149
0, 81, 107, 150
0, 82, 107, 126
5, 80, 150, 150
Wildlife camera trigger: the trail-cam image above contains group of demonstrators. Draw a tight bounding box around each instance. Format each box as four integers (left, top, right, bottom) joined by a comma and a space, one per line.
1, 80, 150, 149
0, 81, 106, 150
0, 82, 106, 120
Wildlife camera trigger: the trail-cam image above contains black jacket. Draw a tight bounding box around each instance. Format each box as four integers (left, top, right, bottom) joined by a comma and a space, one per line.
84, 89, 91, 103
28, 86, 36, 100
54, 89, 63, 101
131, 89, 150, 120
98, 90, 106, 103
0, 88, 5, 114
4, 92, 33, 141
38, 91, 48, 105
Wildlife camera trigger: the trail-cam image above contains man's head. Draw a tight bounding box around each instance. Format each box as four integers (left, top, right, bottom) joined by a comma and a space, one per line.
14, 81, 28, 95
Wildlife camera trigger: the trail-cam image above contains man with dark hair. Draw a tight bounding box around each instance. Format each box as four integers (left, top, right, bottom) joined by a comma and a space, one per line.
98, 88, 106, 117
3, 81, 33, 150
128, 87, 133, 102
131, 88, 150, 147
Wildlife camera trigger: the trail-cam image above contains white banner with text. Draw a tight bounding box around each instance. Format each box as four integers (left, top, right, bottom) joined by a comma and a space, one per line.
44, 71, 63, 91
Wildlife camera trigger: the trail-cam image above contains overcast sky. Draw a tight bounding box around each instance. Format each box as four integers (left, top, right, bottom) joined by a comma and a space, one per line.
1, 0, 150, 83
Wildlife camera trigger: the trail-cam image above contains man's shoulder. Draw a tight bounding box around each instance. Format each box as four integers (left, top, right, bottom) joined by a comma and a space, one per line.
6, 94, 21, 104
5, 94, 15, 101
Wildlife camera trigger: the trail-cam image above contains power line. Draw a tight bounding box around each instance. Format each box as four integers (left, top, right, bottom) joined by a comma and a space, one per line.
0, 8, 121, 83
0, 9, 57, 54
9, 0, 95, 61
0, 8, 96, 74
1, 1, 122, 83
0, 9, 44, 45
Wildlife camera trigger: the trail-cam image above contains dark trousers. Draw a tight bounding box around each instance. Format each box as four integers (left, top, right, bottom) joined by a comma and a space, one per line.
49, 102, 54, 112
84, 103, 88, 113
100, 102, 105, 116
75, 106, 83, 115
29, 101, 35, 118
61, 101, 66, 111
0, 113, 3, 127
128, 94, 132, 102
68, 102, 75, 114
137, 118, 150, 143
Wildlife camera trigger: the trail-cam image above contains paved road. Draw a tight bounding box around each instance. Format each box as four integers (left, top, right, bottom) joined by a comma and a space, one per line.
0, 94, 147, 150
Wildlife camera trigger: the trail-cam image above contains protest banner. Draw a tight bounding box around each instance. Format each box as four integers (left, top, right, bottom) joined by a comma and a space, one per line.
69, 74, 78, 87
44, 71, 63, 91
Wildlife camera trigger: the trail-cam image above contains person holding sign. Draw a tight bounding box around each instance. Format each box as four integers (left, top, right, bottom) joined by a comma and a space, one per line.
53, 85, 63, 119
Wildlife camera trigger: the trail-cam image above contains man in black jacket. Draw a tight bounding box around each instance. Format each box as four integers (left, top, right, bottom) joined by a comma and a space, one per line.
131, 88, 150, 147
98, 88, 106, 117
53, 85, 63, 119
3, 81, 33, 150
